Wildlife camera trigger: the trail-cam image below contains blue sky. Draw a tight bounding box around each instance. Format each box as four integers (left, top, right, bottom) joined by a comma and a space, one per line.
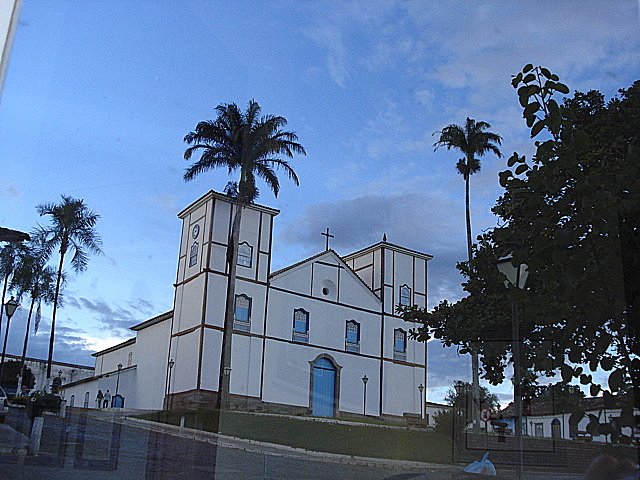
0, 1, 638, 403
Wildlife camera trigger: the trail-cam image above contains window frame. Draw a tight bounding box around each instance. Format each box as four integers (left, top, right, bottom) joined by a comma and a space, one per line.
345, 320, 360, 353
233, 294, 252, 332
189, 241, 199, 267
393, 328, 407, 360
292, 308, 309, 343
399, 284, 411, 306
237, 241, 253, 268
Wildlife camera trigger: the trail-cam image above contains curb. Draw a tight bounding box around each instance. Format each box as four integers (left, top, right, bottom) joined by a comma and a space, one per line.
123, 416, 459, 472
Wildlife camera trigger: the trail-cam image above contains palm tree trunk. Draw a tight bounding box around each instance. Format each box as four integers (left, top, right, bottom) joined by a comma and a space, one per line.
216, 203, 244, 411
47, 247, 66, 381
465, 172, 481, 433
0, 271, 9, 350
18, 296, 36, 387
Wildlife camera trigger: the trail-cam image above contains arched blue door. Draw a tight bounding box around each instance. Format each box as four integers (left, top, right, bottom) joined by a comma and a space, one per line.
312, 358, 336, 417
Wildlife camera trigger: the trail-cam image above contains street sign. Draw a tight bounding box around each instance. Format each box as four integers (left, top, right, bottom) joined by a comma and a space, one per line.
481, 408, 491, 422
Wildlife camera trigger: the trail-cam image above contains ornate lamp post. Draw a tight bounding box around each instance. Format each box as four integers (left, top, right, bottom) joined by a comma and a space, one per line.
497, 256, 529, 480
166, 359, 175, 410
0, 296, 19, 386
453, 382, 466, 462
115, 363, 123, 397
361, 375, 368, 416
418, 383, 425, 420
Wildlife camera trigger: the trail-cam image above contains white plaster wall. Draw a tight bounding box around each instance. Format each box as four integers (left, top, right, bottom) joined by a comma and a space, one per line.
338, 268, 381, 311
200, 328, 222, 391
134, 318, 171, 410
169, 331, 199, 394
63, 367, 136, 409
383, 361, 424, 416
234, 279, 267, 335
205, 273, 227, 328
229, 334, 262, 398
173, 275, 205, 333
267, 289, 381, 355
383, 315, 425, 362
271, 262, 312, 295
96, 343, 136, 375
262, 339, 381, 414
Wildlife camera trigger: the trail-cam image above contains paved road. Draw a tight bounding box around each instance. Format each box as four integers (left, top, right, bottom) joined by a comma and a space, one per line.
0, 409, 456, 480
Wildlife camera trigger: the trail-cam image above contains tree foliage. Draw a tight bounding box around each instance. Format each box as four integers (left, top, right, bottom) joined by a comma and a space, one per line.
402, 66, 640, 426
183, 100, 305, 409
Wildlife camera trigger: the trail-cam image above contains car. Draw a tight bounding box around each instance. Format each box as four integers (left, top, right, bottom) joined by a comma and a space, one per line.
0, 386, 8, 413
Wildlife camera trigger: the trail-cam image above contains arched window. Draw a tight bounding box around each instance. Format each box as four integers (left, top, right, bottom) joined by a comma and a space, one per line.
399, 284, 411, 306
345, 320, 360, 353
233, 294, 251, 331
393, 328, 407, 360
83, 392, 90, 408
237, 242, 253, 267
292, 308, 309, 342
127, 351, 133, 367
69, 395, 75, 407
189, 242, 199, 267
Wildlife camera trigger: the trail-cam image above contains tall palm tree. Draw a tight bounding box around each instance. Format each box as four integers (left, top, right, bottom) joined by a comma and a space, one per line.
36, 195, 102, 380
434, 117, 502, 432
0, 242, 26, 350
183, 99, 305, 409
10, 245, 58, 392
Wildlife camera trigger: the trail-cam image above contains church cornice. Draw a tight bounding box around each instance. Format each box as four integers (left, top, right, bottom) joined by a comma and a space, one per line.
177, 190, 280, 219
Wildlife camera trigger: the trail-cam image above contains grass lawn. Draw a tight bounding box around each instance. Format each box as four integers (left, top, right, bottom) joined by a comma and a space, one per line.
135, 409, 453, 464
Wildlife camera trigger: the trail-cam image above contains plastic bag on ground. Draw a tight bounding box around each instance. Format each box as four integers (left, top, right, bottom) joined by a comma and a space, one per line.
463, 452, 497, 476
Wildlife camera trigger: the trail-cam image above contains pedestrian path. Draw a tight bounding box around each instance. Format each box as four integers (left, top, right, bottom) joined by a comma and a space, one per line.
0, 422, 29, 454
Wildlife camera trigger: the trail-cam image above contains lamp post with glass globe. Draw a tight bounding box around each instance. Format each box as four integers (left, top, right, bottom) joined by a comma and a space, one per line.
166, 359, 175, 410
361, 375, 368, 416
418, 383, 425, 420
0, 296, 19, 386
497, 255, 528, 480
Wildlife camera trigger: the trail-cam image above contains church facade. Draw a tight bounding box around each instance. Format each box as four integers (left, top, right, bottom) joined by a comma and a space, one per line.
63, 191, 431, 418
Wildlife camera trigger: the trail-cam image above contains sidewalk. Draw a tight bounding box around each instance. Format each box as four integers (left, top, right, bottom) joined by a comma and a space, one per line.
120, 416, 583, 479
0, 422, 29, 454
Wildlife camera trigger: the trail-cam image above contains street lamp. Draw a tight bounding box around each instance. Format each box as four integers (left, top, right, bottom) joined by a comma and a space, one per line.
418, 383, 425, 420
166, 359, 175, 410
497, 255, 528, 480
361, 375, 368, 416
115, 363, 123, 398
0, 296, 19, 386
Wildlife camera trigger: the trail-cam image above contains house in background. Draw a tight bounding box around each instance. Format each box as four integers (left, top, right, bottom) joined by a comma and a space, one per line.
498, 396, 639, 443
63, 190, 432, 419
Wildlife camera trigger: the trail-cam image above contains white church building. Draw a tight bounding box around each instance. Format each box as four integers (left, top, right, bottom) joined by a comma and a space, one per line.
62, 190, 432, 419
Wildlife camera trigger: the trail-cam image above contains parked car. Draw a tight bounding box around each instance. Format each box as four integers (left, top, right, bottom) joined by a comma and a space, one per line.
0, 386, 8, 413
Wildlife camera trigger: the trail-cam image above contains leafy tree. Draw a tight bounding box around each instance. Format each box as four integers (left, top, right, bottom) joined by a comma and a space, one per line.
36, 196, 102, 380
434, 381, 499, 436
183, 100, 305, 409
434, 118, 503, 431
0, 360, 34, 388
10, 243, 58, 386
403, 65, 640, 433
0, 242, 27, 345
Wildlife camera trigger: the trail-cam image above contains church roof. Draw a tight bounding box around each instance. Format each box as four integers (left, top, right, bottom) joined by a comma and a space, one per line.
130, 310, 172, 331
0, 227, 30, 243
91, 337, 136, 357
270, 249, 382, 305
177, 190, 280, 218
344, 240, 433, 261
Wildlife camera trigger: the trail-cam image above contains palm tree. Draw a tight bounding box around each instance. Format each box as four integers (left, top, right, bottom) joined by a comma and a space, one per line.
36, 195, 102, 380
0, 242, 26, 351
434, 117, 502, 432
10, 245, 58, 392
183, 99, 305, 409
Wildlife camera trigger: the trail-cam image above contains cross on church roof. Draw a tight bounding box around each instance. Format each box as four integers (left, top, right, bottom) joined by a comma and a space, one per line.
321, 227, 334, 251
